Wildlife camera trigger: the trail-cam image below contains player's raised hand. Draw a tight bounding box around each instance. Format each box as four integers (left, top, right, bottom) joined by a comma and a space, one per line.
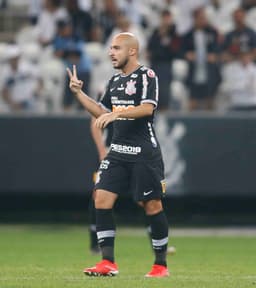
66, 65, 83, 94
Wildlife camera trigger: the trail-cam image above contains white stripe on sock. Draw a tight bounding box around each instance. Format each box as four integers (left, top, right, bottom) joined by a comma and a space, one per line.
97, 230, 115, 239
152, 237, 168, 247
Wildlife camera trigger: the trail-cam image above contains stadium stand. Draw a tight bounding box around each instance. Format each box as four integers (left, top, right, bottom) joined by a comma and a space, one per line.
0, 0, 256, 112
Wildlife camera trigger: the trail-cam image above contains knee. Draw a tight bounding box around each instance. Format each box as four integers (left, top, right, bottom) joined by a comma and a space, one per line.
144, 199, 163, 215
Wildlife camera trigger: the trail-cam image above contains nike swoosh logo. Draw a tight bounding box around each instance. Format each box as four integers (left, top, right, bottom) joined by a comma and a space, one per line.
110, 88, 115, 92
143, 190, 153, 196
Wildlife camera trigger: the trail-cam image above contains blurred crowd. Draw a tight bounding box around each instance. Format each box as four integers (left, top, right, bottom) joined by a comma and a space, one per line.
0, 0, 256, 113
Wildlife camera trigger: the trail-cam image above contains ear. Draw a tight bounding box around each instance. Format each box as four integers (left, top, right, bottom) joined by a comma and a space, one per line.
129, 47, 136, 56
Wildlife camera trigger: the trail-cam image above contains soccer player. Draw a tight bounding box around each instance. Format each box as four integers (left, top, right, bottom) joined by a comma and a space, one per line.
67, 32, 169, 278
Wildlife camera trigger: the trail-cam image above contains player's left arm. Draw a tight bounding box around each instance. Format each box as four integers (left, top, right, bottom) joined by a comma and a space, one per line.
95, 103, 154, 129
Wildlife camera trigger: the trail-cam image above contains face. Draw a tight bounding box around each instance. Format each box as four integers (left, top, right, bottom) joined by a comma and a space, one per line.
9, 57, 19, 70
109, 36, 130, 69
60, 24, 72, 37
233, 9, 245, 26
194, 9, 208, 28
161, 12, 172, 26
66, 0, 78, 10
211, 0, 219, 6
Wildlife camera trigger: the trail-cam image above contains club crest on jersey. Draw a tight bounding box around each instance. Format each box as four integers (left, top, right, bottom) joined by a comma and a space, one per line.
125, 80, 136, 95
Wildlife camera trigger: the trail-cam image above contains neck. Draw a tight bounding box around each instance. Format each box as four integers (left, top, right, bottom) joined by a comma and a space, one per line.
121, 61, 140, 76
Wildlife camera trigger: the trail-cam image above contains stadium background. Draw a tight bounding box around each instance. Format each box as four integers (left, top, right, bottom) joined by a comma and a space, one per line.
1, 113, 256, 226
0, 0, 256, 226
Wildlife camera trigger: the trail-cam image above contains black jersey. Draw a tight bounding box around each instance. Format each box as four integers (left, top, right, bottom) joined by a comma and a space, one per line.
99, 65, 162, 162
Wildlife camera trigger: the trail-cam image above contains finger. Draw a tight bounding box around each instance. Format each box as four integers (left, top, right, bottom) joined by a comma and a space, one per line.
72, 80, 82, 86
73, 65, 77, 79
94, 118, 99, 128
95, 118, 101, 128
66, 68, 72, 79
95, 121, 100, 129
71, 80, 82, 86
102, 119, 109, 128
70, 83, 80, 89
95, 118, 104, 129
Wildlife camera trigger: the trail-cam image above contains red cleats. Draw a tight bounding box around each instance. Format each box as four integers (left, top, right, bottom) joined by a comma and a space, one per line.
84, 260, 169, 277
145, 264, 170, 278
83, 260, 119, 277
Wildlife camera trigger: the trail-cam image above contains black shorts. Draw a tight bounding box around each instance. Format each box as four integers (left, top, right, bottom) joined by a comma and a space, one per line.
94, 157, 166, 202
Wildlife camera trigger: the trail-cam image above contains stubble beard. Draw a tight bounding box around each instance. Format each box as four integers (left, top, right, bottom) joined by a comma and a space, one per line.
113, 57, 129, 70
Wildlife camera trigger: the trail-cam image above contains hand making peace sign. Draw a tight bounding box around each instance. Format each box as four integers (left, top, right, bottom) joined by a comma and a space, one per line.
66, 65, 84, 94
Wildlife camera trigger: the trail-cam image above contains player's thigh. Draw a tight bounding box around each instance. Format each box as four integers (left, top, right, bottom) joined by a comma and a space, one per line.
94, 158, 129, 196
131, 159, 166, 202
94, 189, 118, 209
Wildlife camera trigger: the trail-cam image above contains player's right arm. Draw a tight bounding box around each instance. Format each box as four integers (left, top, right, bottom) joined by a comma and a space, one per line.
67, 65, 107, 118
90, 117, 108, 161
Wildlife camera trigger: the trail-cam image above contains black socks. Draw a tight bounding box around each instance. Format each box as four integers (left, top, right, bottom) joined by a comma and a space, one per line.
94, 208, 168, 266
96, 208, 116, 262
88, 198, 98, 250
147, 211, 169, 267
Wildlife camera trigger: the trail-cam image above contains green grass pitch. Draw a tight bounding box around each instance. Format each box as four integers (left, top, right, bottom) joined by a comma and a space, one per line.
0, 225, 255, 288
